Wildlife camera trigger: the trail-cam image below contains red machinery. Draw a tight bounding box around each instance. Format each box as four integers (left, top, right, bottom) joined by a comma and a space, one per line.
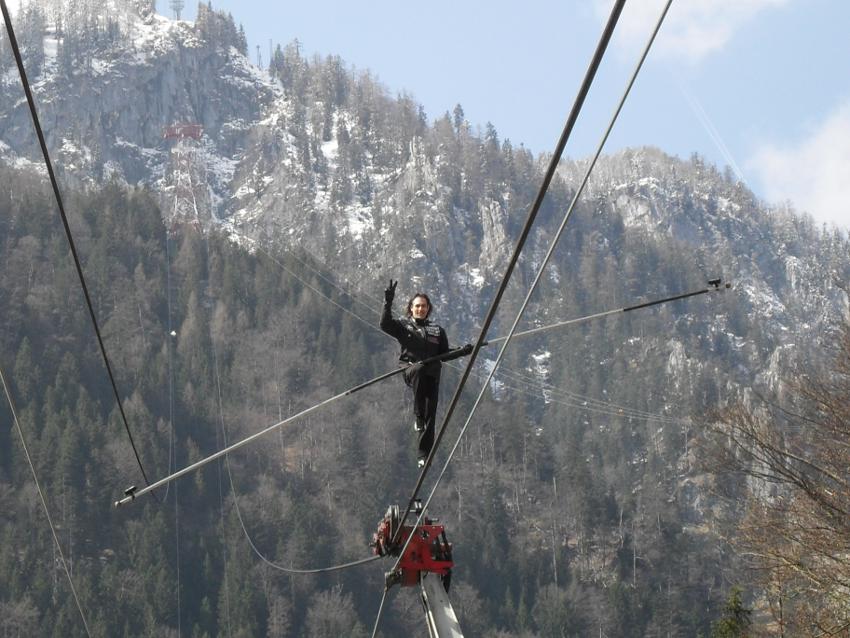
373, 504, 453, 591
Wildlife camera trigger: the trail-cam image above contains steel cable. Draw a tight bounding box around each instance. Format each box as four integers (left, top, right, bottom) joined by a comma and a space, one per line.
373, 0, 629, 632
388, 0, 628, 550
1, 0, 159, 499
389, 0, 675, 583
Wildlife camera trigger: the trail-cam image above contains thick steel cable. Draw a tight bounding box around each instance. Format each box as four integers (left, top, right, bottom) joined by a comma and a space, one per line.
0, 363, 93, 638
0, 0, 157, 497
387, 0, 628, 554
373, 1, 630, 632
390, 0, 675, 579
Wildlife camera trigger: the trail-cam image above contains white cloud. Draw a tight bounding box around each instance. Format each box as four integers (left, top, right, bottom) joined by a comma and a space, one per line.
595, 0, 789, 63
747, 101, 850, 230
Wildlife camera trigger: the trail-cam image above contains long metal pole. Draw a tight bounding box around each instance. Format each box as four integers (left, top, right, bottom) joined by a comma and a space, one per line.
484, 281, 728, 345
114, 345, 469, 505
116, 279, 727, 505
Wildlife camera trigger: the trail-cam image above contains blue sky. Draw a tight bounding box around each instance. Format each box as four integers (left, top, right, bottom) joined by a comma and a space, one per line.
166, 1, 844, 231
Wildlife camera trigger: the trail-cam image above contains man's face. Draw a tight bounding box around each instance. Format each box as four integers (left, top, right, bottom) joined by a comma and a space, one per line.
411, 297, 430, 320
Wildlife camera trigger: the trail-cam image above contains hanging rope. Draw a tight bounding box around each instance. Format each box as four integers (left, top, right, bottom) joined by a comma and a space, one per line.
0, 0, 158, 498
204, 234, 385, 574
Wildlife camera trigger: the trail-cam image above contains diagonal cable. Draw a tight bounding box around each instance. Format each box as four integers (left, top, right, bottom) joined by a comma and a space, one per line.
205, 235, 385, 574
391, 0, 675, 579
0, 363, 93, 638
388, 0, 628, 548
373, 0, 629, 632
1, 0, 157, 496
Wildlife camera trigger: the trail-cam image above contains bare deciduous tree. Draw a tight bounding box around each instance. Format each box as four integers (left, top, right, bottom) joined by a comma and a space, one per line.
705, 325, 850, 636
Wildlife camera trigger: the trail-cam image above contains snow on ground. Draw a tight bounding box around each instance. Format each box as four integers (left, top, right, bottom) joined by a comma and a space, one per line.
452, 263, 485, 290
530, 350, 551, 376
481, 358, 507, 398
742, 282, 786, 320
345, 204, 373, 239
43, 35, 59, 65
321, 138, 339, 164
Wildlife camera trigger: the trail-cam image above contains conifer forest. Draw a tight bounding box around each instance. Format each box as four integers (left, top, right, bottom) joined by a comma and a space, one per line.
1, 2, 849, 636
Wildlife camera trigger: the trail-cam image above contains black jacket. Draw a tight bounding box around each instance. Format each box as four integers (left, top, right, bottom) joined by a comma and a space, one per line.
381, 302, 450, 371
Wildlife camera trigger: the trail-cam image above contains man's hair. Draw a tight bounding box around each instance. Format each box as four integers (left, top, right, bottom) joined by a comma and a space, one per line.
406, 293, 432, 318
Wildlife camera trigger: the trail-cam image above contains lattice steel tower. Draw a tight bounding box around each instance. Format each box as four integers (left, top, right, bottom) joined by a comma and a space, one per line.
161, 124, 211, 232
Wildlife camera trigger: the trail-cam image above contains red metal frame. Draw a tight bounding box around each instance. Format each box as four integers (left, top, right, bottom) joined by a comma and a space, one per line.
373, 506, 453, 588
163, 124, 203, 140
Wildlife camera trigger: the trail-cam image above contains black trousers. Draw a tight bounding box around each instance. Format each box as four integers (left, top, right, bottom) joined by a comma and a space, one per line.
403, 363, 440, 461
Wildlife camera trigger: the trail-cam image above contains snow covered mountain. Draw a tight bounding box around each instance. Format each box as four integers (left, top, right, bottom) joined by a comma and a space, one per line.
2, 0, 847, 382
4, 3, 850, 634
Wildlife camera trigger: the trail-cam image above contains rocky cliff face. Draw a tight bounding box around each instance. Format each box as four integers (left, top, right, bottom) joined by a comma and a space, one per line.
2, 0, 848, 384
4, 4, 850, 632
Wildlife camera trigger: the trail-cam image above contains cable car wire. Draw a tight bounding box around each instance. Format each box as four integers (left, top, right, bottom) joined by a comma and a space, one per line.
388, 0, 674, 588
373, 0, 628, 632
386, 0, 628, 554
0, 362, 93, 638
0, 0, 159, 499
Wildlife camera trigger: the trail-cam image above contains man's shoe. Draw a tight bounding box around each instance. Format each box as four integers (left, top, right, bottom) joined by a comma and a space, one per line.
414, 418, 424, 433
417, 458, 426, 468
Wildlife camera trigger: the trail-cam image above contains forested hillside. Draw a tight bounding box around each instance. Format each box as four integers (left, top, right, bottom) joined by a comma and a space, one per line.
2, 158, 847, 636
2, 1, 850, 636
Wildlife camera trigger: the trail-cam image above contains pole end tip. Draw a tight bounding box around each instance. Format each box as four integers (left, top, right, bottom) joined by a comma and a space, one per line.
115, 485, 137, 507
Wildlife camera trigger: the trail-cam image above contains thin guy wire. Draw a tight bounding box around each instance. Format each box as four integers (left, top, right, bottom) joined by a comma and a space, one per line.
244, 234, 381, 321
164, 231, 182, 636
0, 363, 93, 638
0, 0, 158, 497
238, 228, 693, 424
216, 456, 234, 638
255, 233, 382, 314
162, 231, 176, 501
203, 231, 234, 638
206, 238, 383, 574
391, 0, 673, 576
369, 587, 390, 638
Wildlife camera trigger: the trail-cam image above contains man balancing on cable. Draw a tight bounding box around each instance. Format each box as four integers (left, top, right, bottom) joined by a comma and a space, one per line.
381, 280, 473, 468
